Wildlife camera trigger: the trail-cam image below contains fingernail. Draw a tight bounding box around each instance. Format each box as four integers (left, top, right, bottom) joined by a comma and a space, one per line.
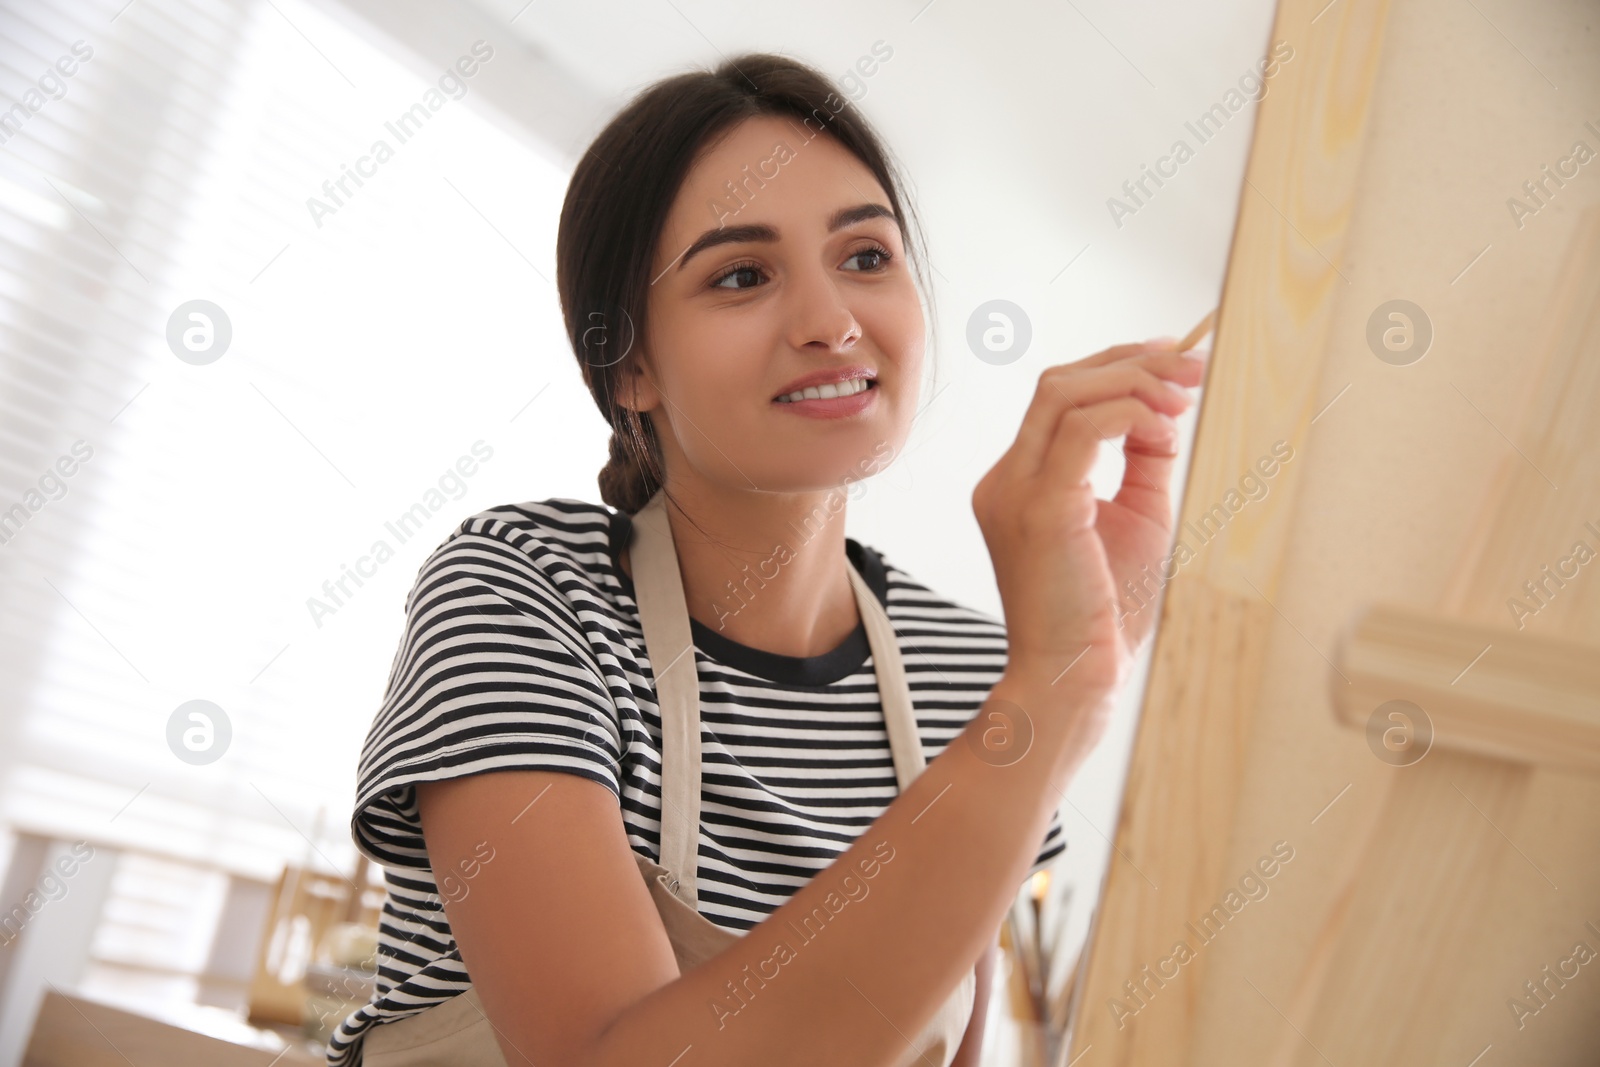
1145, 336, 1178, 350
1181, 347, 1210, 362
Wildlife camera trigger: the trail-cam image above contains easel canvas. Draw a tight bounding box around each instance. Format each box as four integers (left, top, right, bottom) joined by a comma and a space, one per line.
1064, 0, 1600, 1063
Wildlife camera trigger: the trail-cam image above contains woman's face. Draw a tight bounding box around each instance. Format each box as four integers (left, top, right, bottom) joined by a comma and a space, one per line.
626, 114, 924, 496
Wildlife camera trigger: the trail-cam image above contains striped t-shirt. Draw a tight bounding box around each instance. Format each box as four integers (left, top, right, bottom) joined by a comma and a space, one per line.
328, 497, 1067, 1066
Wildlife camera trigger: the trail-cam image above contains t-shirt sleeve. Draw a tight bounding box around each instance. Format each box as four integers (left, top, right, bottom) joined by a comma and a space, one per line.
350, 531, 624, 869
1029, 800, 1068, 878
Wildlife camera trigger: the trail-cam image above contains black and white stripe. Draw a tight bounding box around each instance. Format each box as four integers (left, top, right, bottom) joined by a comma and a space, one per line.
328, 497, 1066, 1065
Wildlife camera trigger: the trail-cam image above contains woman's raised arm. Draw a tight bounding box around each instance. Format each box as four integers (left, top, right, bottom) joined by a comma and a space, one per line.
420, 673, 1109, 1067
419, 337, 1200, 1066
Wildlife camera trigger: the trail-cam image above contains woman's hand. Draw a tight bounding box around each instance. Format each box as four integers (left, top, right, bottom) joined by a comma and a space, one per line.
973, 338, 1206, 701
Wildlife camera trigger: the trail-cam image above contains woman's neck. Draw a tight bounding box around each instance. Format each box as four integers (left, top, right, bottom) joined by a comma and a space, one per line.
621, 482, 860, 660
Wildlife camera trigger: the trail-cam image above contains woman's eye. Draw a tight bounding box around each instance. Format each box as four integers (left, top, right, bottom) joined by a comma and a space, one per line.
711, 262, 765, 290
844, 246, 893, 272
710, 246, 893, 290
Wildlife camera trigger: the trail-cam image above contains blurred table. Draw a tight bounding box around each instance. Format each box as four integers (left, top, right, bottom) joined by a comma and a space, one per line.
24, 989, 326, 1067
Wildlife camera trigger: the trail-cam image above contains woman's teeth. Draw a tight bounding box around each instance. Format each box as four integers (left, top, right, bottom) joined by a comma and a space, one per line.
776, 378, 873, 404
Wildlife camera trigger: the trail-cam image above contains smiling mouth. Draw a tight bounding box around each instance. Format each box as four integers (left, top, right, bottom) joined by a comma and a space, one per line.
774, 379, 877, 404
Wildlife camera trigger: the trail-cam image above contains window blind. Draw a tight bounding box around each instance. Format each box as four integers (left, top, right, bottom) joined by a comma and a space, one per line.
0, 0, 599, 894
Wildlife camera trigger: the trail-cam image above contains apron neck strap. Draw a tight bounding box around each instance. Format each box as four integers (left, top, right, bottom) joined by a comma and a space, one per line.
628, 488, 924, 909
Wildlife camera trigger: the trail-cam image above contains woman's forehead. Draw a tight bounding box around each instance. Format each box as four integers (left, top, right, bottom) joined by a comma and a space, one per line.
666, 117, 887, 236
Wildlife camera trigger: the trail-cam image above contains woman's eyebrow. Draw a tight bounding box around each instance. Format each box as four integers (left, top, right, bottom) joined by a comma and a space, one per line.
671, 202, 897, 274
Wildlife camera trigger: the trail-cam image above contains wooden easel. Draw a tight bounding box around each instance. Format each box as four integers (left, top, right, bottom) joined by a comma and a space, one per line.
1064, 0, 1600, 1062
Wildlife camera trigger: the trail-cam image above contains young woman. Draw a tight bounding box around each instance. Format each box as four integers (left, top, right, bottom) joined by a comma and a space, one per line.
330, 53, 1202, 1067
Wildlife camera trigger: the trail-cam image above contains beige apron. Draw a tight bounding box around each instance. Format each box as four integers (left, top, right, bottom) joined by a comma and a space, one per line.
363, 489, 976, 1066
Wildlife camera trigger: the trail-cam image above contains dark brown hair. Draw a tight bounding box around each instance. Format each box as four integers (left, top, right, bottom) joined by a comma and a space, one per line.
555, 52, 935, 515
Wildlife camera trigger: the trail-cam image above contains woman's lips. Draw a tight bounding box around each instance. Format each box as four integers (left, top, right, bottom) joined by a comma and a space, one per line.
772, 380, 878, 419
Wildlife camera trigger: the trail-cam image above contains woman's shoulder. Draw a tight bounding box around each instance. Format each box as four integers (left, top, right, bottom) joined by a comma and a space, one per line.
442, 495, 619, 556
408, 496, 623, 594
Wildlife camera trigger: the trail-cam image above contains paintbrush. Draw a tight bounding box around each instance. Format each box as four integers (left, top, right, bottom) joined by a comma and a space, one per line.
1176, 308, 1216, 353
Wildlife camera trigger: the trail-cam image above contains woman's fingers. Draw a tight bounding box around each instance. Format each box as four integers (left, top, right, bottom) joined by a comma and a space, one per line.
1038, 395, 1181, 492
1112, 412, 1186, 520
1047, 359, 1195, 415
1043, 348, 1207, 393
1067, 339, 1168, 370
1004, 351, 1199, 479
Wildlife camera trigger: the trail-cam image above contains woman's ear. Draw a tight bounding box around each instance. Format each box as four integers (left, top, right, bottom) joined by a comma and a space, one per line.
616, 353, 662, 415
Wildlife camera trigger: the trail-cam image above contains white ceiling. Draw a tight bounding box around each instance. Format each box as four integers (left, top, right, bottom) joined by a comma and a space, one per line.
316, 0, 1280, 294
